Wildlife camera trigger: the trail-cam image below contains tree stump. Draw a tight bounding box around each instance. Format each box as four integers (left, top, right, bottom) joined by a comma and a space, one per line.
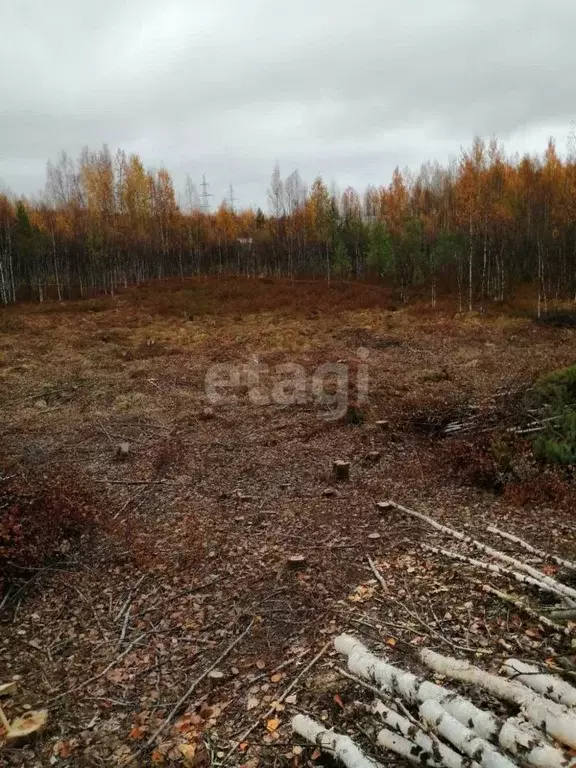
116, 442, 130, 460
333, 461, 350, 482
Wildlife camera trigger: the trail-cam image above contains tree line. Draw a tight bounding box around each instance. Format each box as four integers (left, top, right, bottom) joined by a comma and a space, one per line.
1, 136, 576, 311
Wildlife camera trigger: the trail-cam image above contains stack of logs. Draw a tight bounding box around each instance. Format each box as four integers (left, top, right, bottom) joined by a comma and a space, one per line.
293, 635, 576, 767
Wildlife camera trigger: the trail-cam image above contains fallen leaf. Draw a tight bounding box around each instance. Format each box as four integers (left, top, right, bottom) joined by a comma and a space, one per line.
179, 743, 197, 765
129, 725, 147, 741
256, 660, 266, 670
0, 682, 17, 697
6, 710, 48, 742
266, 718, 280, 732
247, 697, 260, 711
333, 694, 345, 710
270, 673, 282, 683
386, 637, 397, 647
311, 748, 322, 760
208, 669, 224, 679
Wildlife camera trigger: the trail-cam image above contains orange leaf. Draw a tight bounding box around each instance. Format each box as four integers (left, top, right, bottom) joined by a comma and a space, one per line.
129, 725, 147, 741
266, 718, 281, 732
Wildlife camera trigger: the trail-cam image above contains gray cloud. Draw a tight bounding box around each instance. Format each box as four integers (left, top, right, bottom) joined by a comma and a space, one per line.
1, 0, 575, 208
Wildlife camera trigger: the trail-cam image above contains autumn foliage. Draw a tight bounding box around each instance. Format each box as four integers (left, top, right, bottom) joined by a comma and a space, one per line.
1, 136, 576, 311
0, 473, 94, 586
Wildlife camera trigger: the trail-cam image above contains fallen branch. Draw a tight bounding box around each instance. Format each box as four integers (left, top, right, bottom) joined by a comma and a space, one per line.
292, 714, 380, 768
479, 583, 569, 634
422, 544, 567, 601
49, 632, 148, 703
487, 526, 576, 572
223, 642, 330, 764
144, 619, 254, 749
369, 557, 480, 653
383, 500, 576, 606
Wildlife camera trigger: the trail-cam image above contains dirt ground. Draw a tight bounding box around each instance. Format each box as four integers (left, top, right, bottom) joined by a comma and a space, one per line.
1, 278, 575, 767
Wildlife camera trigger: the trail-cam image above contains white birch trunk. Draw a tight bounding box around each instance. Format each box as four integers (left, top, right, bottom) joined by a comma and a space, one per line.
501, 659, 576, 707
376, 729, 428, 765
499, 716, 576, 768
335, 635, 500, 740
372, 700, 474, 768
292, 714, 380, 768
420, 699, 516, 768
421, 648, 576, 749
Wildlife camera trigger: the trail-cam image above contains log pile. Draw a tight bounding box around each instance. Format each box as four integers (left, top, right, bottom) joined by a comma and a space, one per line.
292, 634, 576, 767
292, 501, 576, 767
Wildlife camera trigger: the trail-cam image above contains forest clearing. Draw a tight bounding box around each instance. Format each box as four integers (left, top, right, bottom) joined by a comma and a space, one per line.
1, 278, 576, 767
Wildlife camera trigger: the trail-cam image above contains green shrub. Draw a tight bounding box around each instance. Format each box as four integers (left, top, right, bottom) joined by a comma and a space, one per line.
529, 365, 576, 464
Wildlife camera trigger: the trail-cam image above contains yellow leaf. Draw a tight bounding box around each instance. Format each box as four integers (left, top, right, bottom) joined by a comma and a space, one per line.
0, 682, 17, 697
6, 710, 48, 742
179, 743, 196, 766
266, 718, 280, 732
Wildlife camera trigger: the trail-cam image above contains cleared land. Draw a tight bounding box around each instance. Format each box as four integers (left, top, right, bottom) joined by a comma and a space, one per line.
1, 279, 575, 766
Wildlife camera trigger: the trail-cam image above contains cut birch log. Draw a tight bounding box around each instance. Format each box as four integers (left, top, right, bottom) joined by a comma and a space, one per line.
292, 714, 380, 768
372, 700, 474, 768
421, 648, 576, 749
479, 583, 569, 634
422, 544, 563, 598
501, 659, 576, 707
499, 716, 576, 768
549, 608, 576, 621
337, 635, 571, 767
335, 634, 500, 740
382, 500, 576, 606
487, 526, 576, 573
376, 727, 441, 766
420, 699, 516, 768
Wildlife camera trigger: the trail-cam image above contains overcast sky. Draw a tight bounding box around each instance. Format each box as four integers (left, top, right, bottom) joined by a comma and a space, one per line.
1, 0, 575, 209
